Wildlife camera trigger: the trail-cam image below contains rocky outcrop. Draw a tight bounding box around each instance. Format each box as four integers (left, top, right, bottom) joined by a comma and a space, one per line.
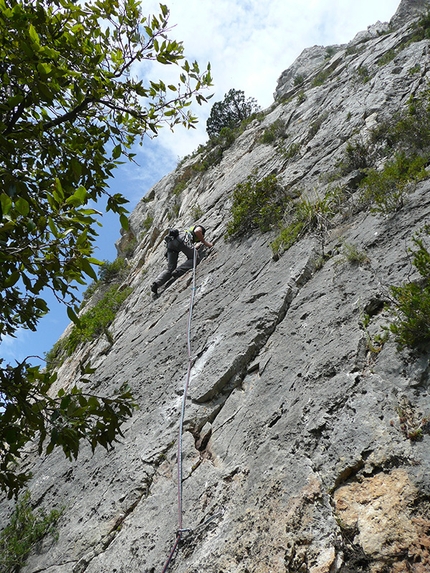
391, 0, 430, 29
2, 1, 430, 572
274, 44, 343, 101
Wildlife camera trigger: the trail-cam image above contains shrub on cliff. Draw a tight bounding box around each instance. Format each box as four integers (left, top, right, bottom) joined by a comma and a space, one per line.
0, 491, 62, 572
226, 174, 286, 237
389, 226, 430, 349
46, 284, 132, 370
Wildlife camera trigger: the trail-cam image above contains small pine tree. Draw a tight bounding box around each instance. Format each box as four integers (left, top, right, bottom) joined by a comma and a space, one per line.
206, 88, 260, 139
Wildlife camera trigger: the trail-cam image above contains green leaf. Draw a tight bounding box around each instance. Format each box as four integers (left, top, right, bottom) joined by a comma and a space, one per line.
81, 258, 98, 281
37, 62, 52, 76
67, 306, 81, 327
28, 23, 40, 46
48, 217, 59, 238
4, 271, 20, 287
0, 193, 12, 216
112, 145, 122, 159
15, 197, 30, 216
120, 213, 129, 231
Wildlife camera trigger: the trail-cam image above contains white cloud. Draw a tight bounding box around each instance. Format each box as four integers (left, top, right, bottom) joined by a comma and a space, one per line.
136, 0, 400, 162
2, 329, 30, 364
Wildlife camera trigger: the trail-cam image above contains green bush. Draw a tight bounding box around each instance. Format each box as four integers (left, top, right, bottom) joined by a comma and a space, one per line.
281, 141, 302, 159
98, 257, 129, 283
66, 285, 132, 354
0, 491, 62, 573
206, 88, 261, 138
359, 152, 428, 214
142, 214, 154, 231
271, 219, 305, 255
341, 139, 371, 173
296, 90, 307, 105
341, 242, 370, 265
173, 180, 187, 195
389, 226, 430, 349
172, 165, 195, 195
260, 119, 286, 144
191, 203, 203, 220
312, 69, 331, 87
325, 46, 336, 59
226, 174, 286, 238
46, 285, 132, 369
392, 94, 430, 153
356, 65, 371, 83
409, 63, 421, 75
378, 49, 396, 66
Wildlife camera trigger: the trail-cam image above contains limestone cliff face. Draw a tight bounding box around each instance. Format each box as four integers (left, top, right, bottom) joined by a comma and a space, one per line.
2, 1, 430, 572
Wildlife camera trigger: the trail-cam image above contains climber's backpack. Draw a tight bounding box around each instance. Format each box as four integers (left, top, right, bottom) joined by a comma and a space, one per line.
164, 228, 179, 245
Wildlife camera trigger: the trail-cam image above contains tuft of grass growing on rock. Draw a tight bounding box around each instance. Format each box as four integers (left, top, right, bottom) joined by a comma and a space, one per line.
312, 69, 331, 87
191, 203, 203, 220
341, 242, 370, 266
280, 141, 302, 159
296, 90, 307, 105
394, 396, 429, 441
356, 65, 371, 83
271, 188, 340, 256
294, 74, 305, 86
340, 139, 372, 173
378, 49, 396, 66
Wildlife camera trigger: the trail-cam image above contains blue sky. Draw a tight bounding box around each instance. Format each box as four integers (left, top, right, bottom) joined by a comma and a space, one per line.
1, 0, 401, 367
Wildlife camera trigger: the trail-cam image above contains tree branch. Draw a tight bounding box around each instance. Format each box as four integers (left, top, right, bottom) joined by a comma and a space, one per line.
43, 97, 95, 130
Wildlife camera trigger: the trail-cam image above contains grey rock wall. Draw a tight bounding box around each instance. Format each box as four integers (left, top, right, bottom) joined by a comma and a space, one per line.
2, 2, 430, 572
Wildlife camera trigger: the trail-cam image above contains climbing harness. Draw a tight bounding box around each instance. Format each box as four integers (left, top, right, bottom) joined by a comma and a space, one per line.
182, 229, 195, 248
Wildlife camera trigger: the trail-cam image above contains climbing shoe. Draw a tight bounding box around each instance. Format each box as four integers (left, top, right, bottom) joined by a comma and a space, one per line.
151, 283, 158, 296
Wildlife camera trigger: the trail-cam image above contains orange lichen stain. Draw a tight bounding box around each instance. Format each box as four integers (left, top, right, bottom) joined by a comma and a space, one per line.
334, 468, 430, 572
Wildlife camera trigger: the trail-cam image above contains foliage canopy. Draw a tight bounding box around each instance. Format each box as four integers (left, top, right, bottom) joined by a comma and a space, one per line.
0, 0, 212, 497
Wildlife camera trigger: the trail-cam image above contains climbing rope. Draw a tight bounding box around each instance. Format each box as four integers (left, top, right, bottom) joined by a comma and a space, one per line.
161, 246, 198, 573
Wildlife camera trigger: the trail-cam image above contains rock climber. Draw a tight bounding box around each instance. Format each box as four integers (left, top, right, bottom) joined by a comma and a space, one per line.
151, 225, 213, 296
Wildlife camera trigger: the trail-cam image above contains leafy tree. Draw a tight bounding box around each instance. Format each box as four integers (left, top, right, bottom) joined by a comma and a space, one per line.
0, 0, 212, 497
206, 88, 260, 138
